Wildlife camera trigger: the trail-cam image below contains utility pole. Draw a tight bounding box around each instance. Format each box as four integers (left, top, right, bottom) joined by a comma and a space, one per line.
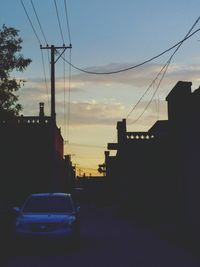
40, 44, 72, 190
40, 44, 72, 124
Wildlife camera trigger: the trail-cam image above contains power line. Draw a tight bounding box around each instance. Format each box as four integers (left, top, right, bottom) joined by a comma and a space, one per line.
67, 48, 72, 142
63, 50, 72, 144
30, 0, 50, 111
62, 0, 73, 142
30, 0, 48, 45
19, 3, 200, 135
20, 0, 200, 79
63, 53, 67, 142
66, 142, 105, 149
54, 0, 65, 44
64, 0, 71, 44
20, 0, 41, 45
126, 61, 171, 119
128, 16, 200, 124
155, 86, 160, 121
80, 167, 99, 171
55, 0, 72, 142
63, 0, 72, 142
131, 62, 170, 125
21, 0, 51, 113
61, 28, 200, 75
40, 49, 50, 111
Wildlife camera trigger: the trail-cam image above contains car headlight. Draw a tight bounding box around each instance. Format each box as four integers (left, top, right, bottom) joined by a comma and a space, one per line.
61, 216, 76, 227
16, 221, 29, 230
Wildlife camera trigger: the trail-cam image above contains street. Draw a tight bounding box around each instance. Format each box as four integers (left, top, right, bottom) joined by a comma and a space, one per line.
3, 205, 200, 267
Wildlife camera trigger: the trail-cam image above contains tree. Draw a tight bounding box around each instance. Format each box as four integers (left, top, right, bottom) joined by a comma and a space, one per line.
0, 25, 31, 119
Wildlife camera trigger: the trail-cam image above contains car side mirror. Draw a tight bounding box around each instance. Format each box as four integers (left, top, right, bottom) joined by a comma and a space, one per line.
13, 207, 21, 213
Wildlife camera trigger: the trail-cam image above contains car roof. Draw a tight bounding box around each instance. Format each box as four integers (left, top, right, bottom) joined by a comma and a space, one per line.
30, 193, 71, 197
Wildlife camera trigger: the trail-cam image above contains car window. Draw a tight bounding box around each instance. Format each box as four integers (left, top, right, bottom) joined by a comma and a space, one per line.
22, 196, 74, 213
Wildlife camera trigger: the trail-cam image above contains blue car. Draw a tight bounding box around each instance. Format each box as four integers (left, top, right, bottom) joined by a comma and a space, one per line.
14, 193, 80, 248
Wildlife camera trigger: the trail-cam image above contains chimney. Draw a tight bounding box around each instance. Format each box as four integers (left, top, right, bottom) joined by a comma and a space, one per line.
117, 118, 127, 144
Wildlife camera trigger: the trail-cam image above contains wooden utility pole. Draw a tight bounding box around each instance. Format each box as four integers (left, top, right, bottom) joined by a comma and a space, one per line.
40, 44, 72, 190
40, 44, 72, 124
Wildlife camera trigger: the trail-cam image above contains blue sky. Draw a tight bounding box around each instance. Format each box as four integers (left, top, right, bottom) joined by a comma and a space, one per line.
1, 0, 200, 175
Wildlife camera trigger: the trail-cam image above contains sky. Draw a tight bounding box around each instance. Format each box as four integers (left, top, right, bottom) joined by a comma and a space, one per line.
1, 0, 200, 175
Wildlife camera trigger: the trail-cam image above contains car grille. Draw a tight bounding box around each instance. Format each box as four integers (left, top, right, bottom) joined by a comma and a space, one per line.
30, 223, 57, 232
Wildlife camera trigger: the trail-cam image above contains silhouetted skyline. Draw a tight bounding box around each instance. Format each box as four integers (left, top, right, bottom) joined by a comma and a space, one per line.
1, 0, 200, 174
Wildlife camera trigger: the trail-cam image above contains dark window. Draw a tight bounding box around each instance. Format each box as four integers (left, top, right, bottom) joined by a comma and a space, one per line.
23, 196, 74, 213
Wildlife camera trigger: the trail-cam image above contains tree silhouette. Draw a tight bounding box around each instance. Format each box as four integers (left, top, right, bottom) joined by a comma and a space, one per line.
0, 25, 31, 119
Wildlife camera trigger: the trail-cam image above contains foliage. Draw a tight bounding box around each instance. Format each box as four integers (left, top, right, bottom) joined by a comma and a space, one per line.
0, 25, 31, 119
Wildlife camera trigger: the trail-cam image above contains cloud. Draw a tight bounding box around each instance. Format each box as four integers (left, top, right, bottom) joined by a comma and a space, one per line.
125, 98, 168, 130
55, 95, 168, 130
70, 62, 200, 89
128, 98, 167, 117
18, 79, 85, 115
22, 77, 84, 93
18, 61, 200, 126
20, 62, 200, 103
56, 99, 125, 126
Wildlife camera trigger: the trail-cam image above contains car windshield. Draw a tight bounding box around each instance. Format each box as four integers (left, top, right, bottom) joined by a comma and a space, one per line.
22, 196, 74, 213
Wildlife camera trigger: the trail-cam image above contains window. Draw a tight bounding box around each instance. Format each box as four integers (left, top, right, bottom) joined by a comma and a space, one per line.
23, 196, 74, 213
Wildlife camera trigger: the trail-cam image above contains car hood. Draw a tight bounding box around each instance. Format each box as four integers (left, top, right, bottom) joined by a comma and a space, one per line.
16, 213, 75, 224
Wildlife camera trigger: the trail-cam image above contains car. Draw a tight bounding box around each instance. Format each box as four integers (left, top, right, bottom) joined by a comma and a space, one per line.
14, 193, 80, 248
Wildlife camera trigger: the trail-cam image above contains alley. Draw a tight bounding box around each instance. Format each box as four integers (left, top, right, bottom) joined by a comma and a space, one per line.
3, 205, 200, 267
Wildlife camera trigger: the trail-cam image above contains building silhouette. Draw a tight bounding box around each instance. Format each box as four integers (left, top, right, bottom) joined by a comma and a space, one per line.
0, 103, 75, 205
105, 81, 200, 228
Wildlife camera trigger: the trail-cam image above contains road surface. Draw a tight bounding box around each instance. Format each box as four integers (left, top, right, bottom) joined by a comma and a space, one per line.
3, 205, 200, 267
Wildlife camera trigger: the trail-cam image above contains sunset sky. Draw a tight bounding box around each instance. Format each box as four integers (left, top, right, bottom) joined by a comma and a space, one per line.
1, 0, 200, 175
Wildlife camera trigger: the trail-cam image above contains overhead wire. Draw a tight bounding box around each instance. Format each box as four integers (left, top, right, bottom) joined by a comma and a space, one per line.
20, 0, 41, 45
40, 50, 50, 111
66, 48, 72, 142
62, 0, 72, 144
54, 0, 65, 44
61, 28, 200, 75
30, 0, 50, 112
131, 62, 170, 125
18, 2, 200, 80
155, 84, 160, 121
58, 22, 200, 148
126, 62, 170, 119
64, 0, 71, 44
67, 142, 105, 149
128, 15, 200, 124
30, 0, 48, 45
20, 0, 101, 168
19, 1, 200, 157
63, 52, 67, 142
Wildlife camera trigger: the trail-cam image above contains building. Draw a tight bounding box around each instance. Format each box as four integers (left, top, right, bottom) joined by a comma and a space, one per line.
105, 81, 200, 227
0, 103, 75, 205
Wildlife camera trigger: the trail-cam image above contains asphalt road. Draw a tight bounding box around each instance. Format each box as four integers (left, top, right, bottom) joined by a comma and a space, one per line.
3, 205, 200, 267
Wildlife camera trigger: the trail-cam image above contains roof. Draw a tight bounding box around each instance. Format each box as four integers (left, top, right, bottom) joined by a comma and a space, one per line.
148, 120, 169, 136
166, 81, 192, 102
